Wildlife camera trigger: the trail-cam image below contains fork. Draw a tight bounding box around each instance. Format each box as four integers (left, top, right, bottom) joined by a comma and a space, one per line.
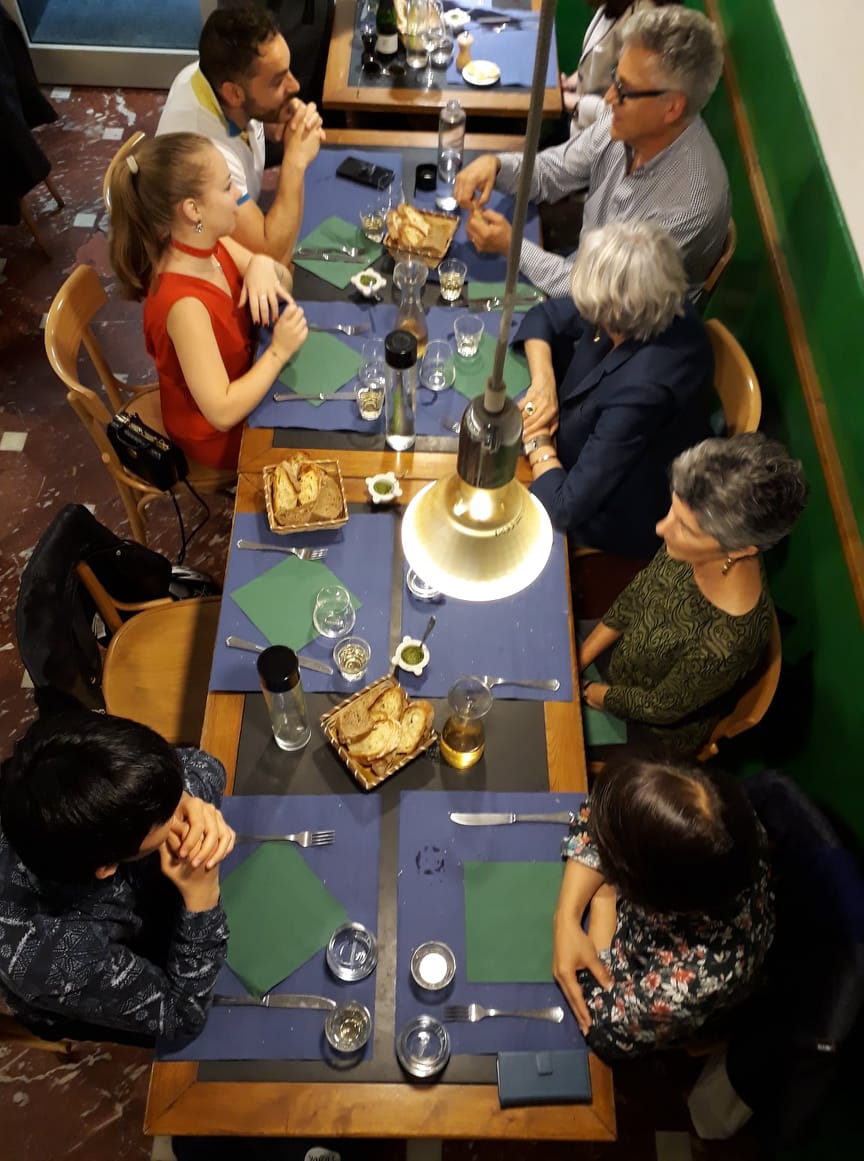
481, 675, 561, 692
307, 323, 370, 336
236, 538, 329, 561
441, 417, 461, 435
234, 830, 335, 847
443, 1003, 564, 1024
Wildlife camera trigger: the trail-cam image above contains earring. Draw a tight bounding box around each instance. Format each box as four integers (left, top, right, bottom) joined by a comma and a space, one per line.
195, 221, 203, 234
722, 556, 734, 576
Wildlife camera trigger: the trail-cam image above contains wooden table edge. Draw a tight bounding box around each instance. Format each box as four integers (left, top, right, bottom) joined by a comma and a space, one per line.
146, 1061, 616, 1140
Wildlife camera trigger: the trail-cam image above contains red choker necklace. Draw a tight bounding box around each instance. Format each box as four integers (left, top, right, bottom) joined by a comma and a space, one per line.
171, 238, 219, 259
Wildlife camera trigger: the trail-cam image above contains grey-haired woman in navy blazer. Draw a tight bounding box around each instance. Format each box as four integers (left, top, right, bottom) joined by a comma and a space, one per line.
515, 221, 714, 558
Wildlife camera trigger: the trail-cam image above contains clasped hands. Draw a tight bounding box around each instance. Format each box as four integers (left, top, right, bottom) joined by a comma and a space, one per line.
159, 791, 235, 912
453, 155, 512, 255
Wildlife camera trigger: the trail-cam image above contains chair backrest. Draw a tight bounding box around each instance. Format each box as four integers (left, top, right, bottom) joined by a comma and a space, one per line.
698, 611, 782, 760
103, 130, 145, 213
45, 265, 163, 542
706, 318, 762, 435
101, 596, 222, 745
699, 218, 737, 308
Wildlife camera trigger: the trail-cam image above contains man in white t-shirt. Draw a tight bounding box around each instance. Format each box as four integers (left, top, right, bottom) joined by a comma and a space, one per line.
157, 4, 324, 262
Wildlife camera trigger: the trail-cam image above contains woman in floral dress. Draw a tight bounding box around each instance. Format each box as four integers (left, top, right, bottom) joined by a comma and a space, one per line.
554, 754, 773, 1059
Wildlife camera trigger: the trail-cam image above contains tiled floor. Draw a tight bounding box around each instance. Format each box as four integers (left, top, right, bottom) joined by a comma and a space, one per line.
0, 86, 764, 1161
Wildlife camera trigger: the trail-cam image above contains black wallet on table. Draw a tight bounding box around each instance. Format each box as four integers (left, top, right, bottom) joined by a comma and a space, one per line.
496, 1050, 592, 1108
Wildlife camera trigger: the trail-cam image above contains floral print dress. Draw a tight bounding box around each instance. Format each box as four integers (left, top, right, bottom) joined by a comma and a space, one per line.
562, 802, 774, 1060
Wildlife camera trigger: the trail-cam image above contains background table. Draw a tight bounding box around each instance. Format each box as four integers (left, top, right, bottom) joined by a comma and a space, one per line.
145, 436, 614, 1142
323, 0, 562, 123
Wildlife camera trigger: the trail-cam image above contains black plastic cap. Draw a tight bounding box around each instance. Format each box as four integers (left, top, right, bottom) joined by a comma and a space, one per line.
385, 329, 418, 368
257, 645, 300, 692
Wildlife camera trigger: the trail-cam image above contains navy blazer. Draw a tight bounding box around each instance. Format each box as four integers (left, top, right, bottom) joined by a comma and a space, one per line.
514, 298, 714, 557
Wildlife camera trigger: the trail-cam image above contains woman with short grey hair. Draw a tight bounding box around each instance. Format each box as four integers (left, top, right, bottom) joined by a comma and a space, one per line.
579, 433, 808, 757
515, 221, 713, 557
620, 4, 725, 117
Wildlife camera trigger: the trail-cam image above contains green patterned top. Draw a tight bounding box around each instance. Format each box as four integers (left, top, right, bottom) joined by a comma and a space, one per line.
602, 549, 774, 756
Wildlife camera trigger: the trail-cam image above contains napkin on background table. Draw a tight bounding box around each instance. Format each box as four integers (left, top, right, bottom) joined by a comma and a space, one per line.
277, 329, 364, 404
294, 215, 383, 289
452, 331, 530, 400
230, 557, 361, 653
463, 859, 564, 983
221, 842, 349, 997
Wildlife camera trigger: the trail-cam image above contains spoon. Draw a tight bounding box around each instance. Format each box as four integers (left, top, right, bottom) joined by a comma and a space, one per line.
418, 615, 436, 648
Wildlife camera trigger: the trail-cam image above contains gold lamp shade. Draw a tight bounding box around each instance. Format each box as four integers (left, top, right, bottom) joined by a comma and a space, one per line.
401, 474, 553, 602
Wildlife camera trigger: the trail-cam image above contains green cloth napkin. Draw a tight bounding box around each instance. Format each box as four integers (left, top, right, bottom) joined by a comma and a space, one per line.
230, 557, 361, 651
581, 662, 628, 747
468, 281, 544, 312
463, 860, 563, 983
452, 332, 531, 401
222, 842, 348, 997
277, 331, 364, 407
294, 215, 383, 289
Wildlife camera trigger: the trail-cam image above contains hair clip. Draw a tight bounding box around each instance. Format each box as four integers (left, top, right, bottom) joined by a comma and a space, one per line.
126, 155, 139, 175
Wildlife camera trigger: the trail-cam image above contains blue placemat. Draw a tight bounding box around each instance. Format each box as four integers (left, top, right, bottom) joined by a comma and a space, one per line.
300, 148, 404, 237
447, 24, 557, 89
209, 510, 396, 692
398, 531, 574, 701
396, 790, 585, 1057
250, 304, 524, 432
157, 794, 381, 1062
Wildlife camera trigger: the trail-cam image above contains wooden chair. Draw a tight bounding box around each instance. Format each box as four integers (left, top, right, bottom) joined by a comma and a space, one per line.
44, 265, 234, 545
102, 130, 144, 212
697, 612, 782, 761
706, 318, 762, 435
75, 562, 221, 745
697, 219, 737, 312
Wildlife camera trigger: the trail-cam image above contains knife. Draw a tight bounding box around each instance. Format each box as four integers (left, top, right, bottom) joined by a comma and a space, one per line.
467, 294, 546, 311
273, 392, 356, 403
294, 247, 366, 263
225, 635, 334, 675
214, 993, 337, 1011
449, 811, 574, 826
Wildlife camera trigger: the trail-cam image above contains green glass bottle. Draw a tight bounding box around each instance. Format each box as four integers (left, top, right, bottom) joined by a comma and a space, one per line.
375, 0, 399, 62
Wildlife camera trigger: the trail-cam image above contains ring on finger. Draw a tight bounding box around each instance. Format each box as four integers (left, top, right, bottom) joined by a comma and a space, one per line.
524, 401, 536, 417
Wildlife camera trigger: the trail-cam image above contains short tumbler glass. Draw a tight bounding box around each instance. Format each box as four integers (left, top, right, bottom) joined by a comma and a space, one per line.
333, 636, 371, 682
453, 314, 484, 358
438, 258, 467, 304
313, 585, 356, 638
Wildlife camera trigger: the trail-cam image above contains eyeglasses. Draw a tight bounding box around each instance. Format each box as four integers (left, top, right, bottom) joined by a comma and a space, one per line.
608, 67, 670, 104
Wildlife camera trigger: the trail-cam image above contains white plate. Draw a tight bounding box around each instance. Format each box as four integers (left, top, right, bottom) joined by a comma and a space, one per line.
443, 8, 470, 30
462, 60, 501, 87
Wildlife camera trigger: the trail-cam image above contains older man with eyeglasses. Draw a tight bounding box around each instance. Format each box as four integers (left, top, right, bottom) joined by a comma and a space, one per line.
454, 5, 729, 300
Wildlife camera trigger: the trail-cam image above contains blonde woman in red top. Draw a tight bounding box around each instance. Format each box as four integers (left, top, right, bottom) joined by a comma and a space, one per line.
108, 132, 307, 470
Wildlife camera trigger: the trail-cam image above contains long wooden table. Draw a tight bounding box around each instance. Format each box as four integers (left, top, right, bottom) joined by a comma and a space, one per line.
323, 0, 563, 123
146, 434, 614, 1141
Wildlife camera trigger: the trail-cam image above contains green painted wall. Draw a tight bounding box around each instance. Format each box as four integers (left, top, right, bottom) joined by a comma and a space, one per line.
555, 1, 592, 73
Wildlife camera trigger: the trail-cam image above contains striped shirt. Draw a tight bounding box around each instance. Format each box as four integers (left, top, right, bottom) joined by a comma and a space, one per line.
496, 107, 730, 299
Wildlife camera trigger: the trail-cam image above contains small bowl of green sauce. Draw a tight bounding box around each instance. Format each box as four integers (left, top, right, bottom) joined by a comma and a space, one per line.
391, 635, 430, 676
365, 472, 402, 505
350, 267, 387, 299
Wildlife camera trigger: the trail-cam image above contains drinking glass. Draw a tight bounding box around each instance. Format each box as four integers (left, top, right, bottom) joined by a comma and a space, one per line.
333, 636, 371, 682
358, 337, 387, 396
453, 314, 484, 358
438, 258, 467, 303
419, 340, 456, 393
359, 196, 388, 243
313, 585, 356, 638
356, 379, 385, 420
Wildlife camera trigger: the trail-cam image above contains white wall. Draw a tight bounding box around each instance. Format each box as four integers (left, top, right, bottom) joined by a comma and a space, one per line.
772, 0, 864, 271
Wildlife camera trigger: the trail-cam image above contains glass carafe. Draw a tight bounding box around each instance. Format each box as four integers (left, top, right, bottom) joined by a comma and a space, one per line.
440, 675, 493, 770
393, 259, 429, 355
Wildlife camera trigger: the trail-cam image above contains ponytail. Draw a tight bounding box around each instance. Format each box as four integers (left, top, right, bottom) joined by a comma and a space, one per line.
107, 132, 213, 301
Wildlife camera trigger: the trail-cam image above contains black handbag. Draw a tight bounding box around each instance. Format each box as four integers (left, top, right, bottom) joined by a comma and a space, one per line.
106, 411, 188, 492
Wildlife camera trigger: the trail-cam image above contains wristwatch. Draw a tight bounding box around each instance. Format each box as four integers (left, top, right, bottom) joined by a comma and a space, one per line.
523, 435, 553, 455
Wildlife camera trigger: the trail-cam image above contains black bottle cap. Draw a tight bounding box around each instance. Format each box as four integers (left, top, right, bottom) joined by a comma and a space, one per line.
415, 163, 437, 191
257, 645, 300, 692
385, 329, 418, 369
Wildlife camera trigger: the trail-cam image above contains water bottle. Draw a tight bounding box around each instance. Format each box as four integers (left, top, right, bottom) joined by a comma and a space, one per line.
257, 646, 311, 752
436, 99, 466, 211
384, 329, 418, 451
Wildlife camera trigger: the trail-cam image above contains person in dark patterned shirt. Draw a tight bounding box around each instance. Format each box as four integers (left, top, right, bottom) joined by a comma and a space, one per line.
554, 753, 773, 1059
0, 712, 234, 1044
579, 433, 808, 756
